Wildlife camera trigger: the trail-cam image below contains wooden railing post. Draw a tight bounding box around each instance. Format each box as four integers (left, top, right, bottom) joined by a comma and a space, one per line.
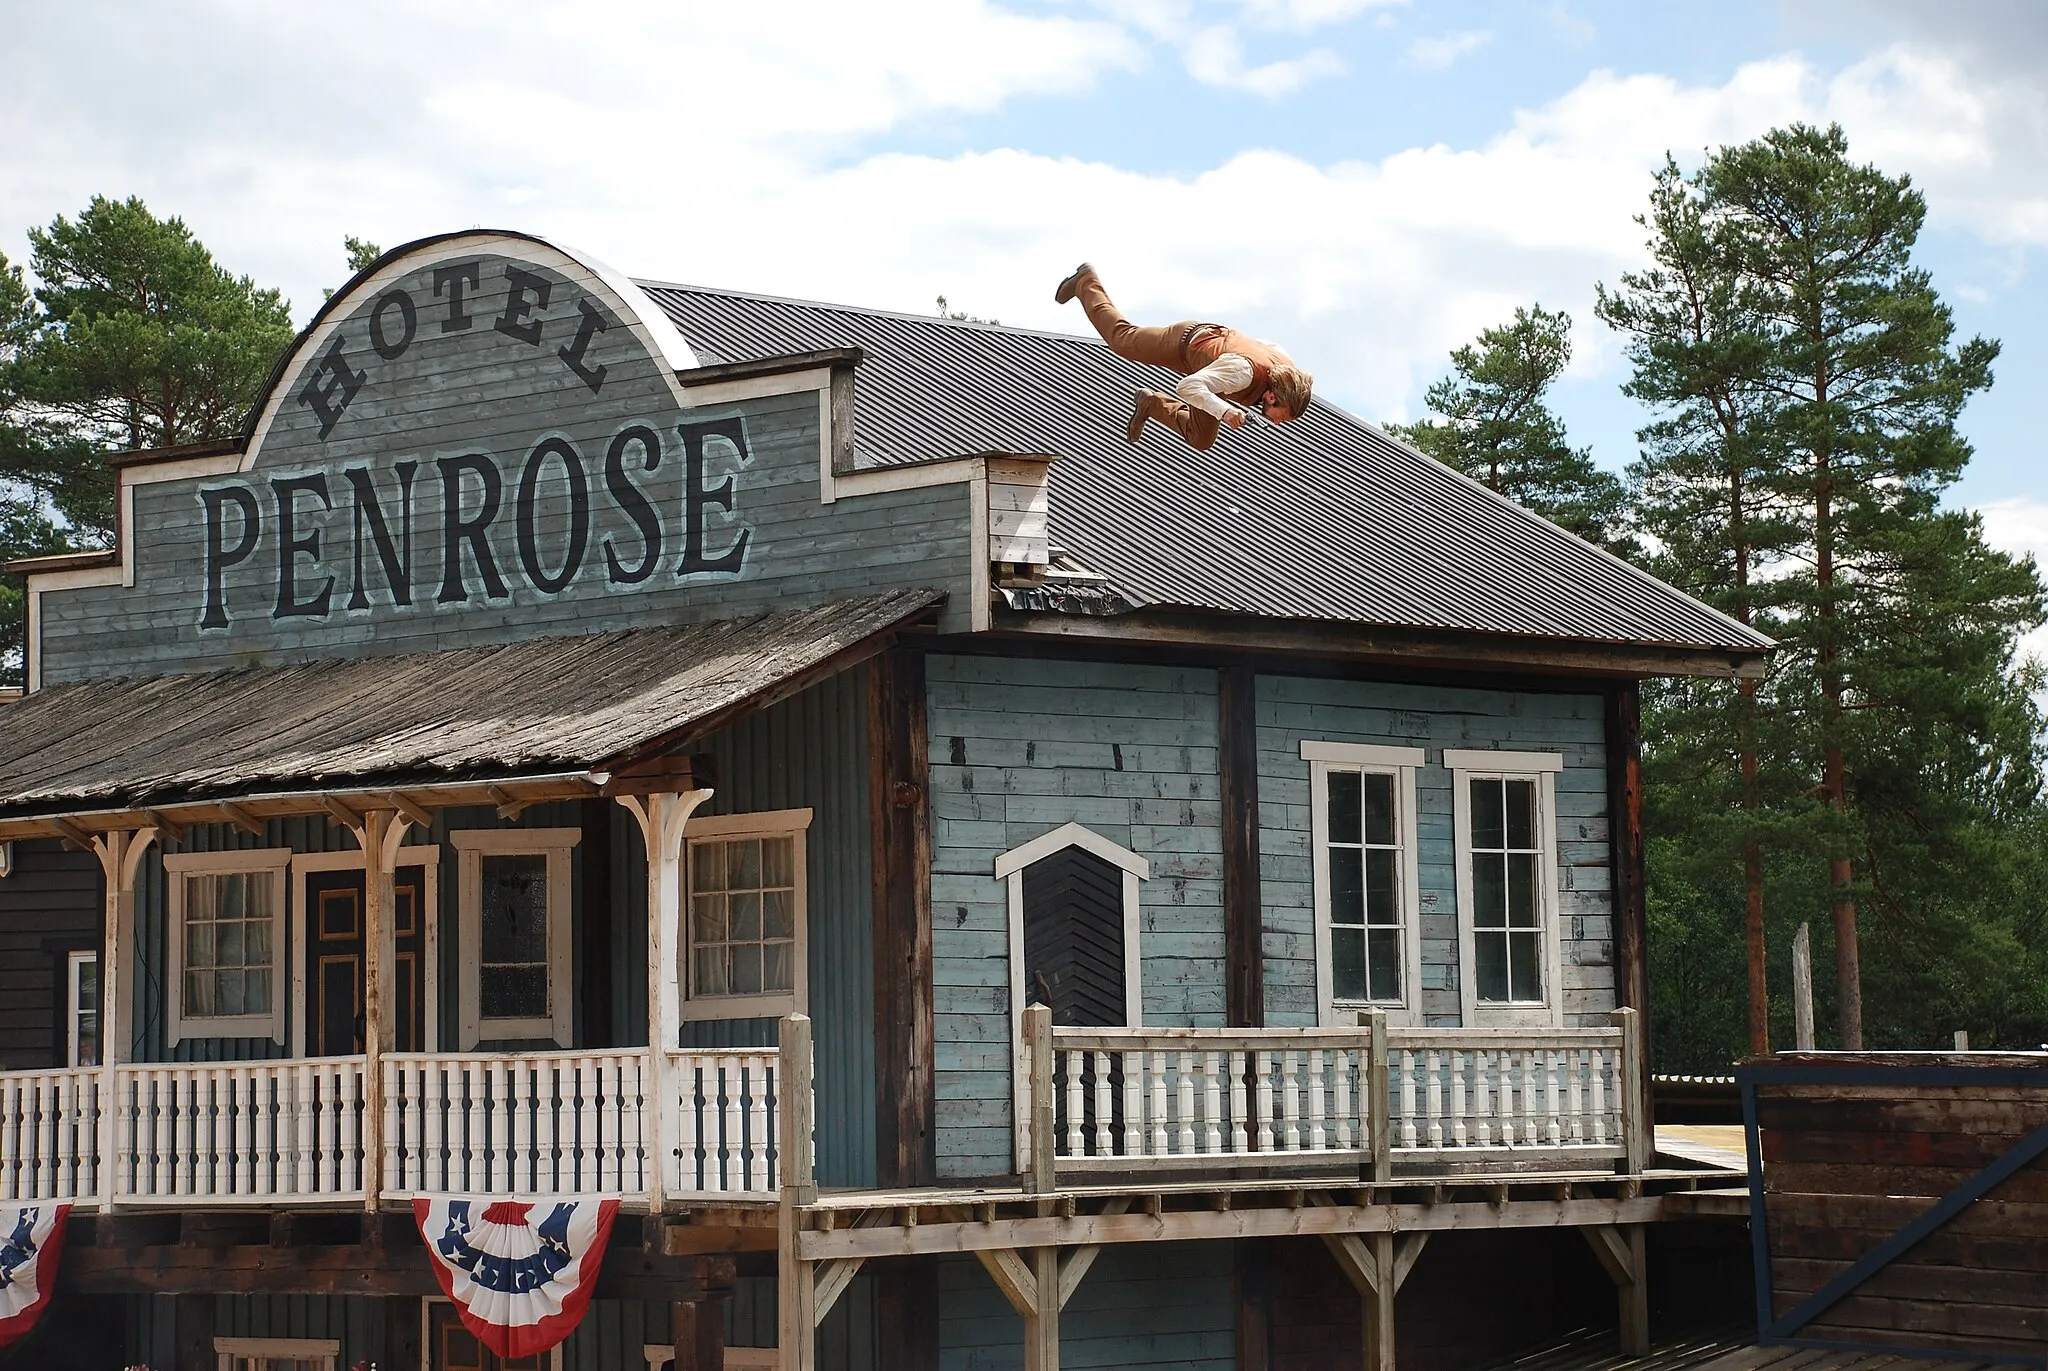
1362, 1010, 1391, 1183
1611, 1007, 1647, 1177
778, 1013, 816, 1371
1026, 1005, 1056, 1194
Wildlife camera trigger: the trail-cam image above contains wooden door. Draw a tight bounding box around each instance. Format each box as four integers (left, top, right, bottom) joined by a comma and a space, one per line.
304, 865, 426, 1055
428, 1301, 547, 1371
1020, 845, 1129, 1027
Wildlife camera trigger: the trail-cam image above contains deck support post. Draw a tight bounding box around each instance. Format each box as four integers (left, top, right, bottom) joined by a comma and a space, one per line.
672, 1294, 727, 1371
1028, 1243, 1061, 1371
1320, 1229, 1424, 1371
91, 825, 157, 1214
777, 1013, 818, 1371
1582, 1224, 1650, 1356
616, 788, 714, 1215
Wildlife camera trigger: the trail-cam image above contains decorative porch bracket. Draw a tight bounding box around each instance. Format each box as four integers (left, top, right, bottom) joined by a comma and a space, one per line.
972, 1200, 1133, 1371
614, 787, 716, 1216
1579, 1224, 1648, 1355
1314, 1191, 1428, 1371
93, 825, 158, 1212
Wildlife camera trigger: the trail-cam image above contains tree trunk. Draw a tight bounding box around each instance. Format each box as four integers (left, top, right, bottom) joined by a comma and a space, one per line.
1814, 444, 1862, 1049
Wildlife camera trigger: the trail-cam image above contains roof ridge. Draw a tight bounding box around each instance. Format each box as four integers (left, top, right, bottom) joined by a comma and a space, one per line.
632, 277, 1111, 346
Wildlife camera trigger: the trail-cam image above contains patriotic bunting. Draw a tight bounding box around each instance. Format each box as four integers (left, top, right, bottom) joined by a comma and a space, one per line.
414, 1196, 618, 1360
0, 1203, 69, 1349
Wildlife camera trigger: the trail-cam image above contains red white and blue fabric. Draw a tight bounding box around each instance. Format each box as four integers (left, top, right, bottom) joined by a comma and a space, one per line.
414, 1197, 618, 1360
0, 1203, 69, 1348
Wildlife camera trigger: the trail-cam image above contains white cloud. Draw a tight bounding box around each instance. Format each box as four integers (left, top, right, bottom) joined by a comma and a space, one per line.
1405, 29, 1492, 70
1182, 26, 1346, 96
1226, 0, 1406, 30
3, 3, 2046, 445
1978, 497, 2048, 668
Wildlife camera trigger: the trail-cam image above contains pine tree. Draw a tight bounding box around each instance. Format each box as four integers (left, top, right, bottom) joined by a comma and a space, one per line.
1390, 305, 1631, 551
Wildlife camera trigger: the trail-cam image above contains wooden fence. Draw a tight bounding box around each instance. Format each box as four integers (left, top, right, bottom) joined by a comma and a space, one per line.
1741, 1051, 2048, 1363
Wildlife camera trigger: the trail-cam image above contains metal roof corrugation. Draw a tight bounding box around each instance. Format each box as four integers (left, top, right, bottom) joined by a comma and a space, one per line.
638, 282, 1769, 655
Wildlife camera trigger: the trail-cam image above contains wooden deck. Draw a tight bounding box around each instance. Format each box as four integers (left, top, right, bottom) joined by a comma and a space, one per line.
1485, 1329, 2037, 1371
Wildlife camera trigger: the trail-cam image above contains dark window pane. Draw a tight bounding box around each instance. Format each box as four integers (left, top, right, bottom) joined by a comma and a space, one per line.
729, 891, 761, 942
1364, 849, 1397, 924
1332, 927, 1366, 1001
481, 855, 548, 962
1471, 778, 1505, 849
1507, 854, 1538, 927
219, 971, 245, 1017
76, 960, 97, 1012
730, 839, 762, 890
245, 969, 271, 1013
1506, 779, 1535, 850
764, 942, 794, 993
481, 964, 549, 1019
693, 947, 728, 997
1472, 853, 1507, 929
1475, 931, 1509, 1002
1367, 928, 1401, 1001
1360, 773, 1395, 847
216, 920, 244, 969
1327, 771, 1362, 845
762, 836, 795, 888
1509, 931, 1542, 1001
731, 944, 763, 996
1330, 847, 1364, 926
186, 971, 214, 1017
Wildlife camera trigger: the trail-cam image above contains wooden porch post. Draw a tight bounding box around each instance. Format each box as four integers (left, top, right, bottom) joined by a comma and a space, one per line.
337, 806, 422, 1214
1363, 1231, 1395, 1371
92, 826, 157, 1213
615, 789, 714, 1214
777, 1013, 817, 1371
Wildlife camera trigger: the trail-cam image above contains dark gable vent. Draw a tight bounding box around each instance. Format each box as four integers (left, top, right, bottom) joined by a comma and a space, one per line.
1021, 845, 1126, 1027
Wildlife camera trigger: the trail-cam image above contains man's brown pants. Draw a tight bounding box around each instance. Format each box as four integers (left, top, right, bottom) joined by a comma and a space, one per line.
1071, 271, 1220, 451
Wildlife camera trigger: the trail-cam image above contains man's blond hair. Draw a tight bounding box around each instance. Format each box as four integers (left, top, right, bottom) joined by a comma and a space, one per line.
1268, 365, 1313, 417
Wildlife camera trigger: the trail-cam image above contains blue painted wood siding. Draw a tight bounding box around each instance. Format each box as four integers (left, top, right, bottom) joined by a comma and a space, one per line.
925, 654, 1224, 1181
1255, 673, 1613, 1028
938, 1243, 1235, 1370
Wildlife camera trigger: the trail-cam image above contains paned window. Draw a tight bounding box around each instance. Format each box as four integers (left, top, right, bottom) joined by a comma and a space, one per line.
682, 810, 811, 1020
1304, 742, 1423, 1024
166, 849, 290, 1046
1448, 749, 1565, 1026
454, 829, 579, 1048
67, 950, 98, 1068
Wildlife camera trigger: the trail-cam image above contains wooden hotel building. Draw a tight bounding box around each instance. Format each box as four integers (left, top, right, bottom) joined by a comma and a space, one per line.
0, 232, 1764, 1371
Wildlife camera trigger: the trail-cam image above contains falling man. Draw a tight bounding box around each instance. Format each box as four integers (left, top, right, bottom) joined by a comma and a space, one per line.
1055, 262, 1313, 451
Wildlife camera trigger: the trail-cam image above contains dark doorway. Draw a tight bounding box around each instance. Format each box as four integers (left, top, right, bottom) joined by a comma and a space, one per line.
304, 865, 427, 1055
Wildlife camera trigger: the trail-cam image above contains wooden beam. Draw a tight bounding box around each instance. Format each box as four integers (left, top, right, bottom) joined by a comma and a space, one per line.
1320, 1231, 1381, 1296
141, 810, 186, 842
1028, 1246, 1060, 1371
1053, 1197, 1131, 1309
600, 751, 717, 798
1392, 1232, 1430, 1290
871, 647, 936, 1191
486, 785, 529, 821
382, 793, 434, 831
1220, 664, 1264, 1029
1606, 684, 1653, 1133
216, 802, 264, 836
320, 795, 365, 832
1581, 1224, 1649, 1356
797, 1194, 1669, 1261
974, 1246, 1040, 1318
1363, 1232, 1395, 1371
1580, 1224, 1633, 1287
50, 816, 94, 851
673, 1295, 728, 1371
813, 1258, 865, 1325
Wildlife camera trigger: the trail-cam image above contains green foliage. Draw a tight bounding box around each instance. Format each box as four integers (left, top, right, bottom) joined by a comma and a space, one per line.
1607, 125, 2048, 1067
324, 236, 385, 299
935, 295, 998, 325
1390, 305, 1632, 551
0, 197, 294, 683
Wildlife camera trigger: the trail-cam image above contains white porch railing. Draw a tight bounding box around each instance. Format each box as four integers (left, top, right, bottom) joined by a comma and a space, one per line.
0, 1047, 782, 1206
1023, 1010, 1644, 1177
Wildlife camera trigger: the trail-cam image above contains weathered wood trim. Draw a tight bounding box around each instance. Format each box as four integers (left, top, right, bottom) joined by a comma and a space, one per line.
1220, 665, 1264, 1030
988, 608, 1769, 681
581, 799, 615, 1048
871, 647, 936, 1190
1606, 685, 1651, 1125
797, 1193, 1669, 1260
676, 348, 863, 390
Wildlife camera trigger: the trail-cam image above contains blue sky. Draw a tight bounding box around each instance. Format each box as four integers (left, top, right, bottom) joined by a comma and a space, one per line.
3, 0, 2042, 541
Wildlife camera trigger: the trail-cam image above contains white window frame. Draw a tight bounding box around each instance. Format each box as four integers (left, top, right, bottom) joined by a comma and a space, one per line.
681, 808, 813, 1021
289, 848, 442, 1056
996, 821, 1149, 1171
1303, 742, 1425, 1026
453, 827, 579, 1049
66, 949, 98, 1068
1447, 748, 1566, 1028
165, 847, 292, 1047
213, 1335, 339, 1371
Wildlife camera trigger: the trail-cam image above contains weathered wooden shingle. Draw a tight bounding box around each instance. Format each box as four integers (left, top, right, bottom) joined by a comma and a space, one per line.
0, 589, 942, 816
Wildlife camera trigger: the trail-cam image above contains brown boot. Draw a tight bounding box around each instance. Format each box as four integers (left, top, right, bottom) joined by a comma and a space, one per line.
1054, 261, 1096, 305
1126, 389, 1168, 443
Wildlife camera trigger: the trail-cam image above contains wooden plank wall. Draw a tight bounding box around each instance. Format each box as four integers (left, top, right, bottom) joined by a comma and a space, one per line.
1253, 674, 1613, 1027
39, 249, 977, 683
938, 1244, 1235, 1371
0, 838, 101, 1070
1756, 1054, 2048, 1357
925, 654, 1226, 1181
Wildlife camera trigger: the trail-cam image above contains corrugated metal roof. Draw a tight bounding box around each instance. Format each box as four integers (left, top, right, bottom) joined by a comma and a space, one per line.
640, 282, 1770, 656
0, 590, 941, 817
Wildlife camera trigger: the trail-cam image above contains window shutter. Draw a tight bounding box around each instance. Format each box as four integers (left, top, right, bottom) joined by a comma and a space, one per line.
1020, 846, 1127, 1027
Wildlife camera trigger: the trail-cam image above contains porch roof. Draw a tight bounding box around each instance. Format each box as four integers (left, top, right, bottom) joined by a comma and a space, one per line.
0, 588, 942, 828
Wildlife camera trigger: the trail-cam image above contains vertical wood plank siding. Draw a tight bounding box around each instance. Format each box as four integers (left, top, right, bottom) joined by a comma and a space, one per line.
938, 1244, 1235, 1370
615, 666, 878, 1189
0, 839, 102, 1069
1254, 674, 1613, 1028
925, 654, 1225, 1181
